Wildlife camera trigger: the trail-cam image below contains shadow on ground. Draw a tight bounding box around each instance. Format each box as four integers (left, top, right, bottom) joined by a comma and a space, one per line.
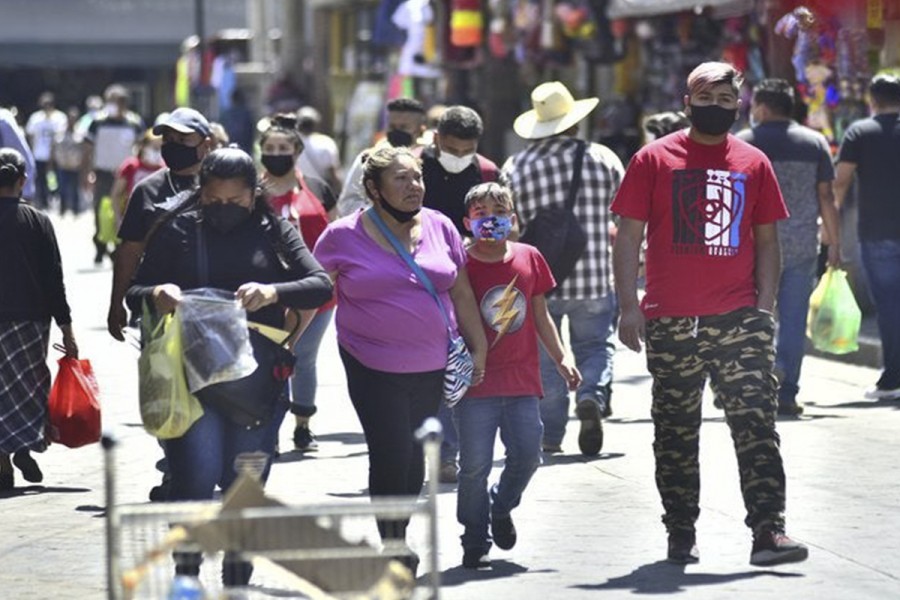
572, 560, 803, 594
439, 559, 555, 586
0, 484, 91, 499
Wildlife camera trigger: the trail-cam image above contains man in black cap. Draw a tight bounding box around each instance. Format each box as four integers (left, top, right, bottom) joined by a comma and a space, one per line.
106, 107, 215, 341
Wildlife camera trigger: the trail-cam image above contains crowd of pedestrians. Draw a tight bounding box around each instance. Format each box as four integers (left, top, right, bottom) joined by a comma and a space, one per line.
3, 61, 900, 589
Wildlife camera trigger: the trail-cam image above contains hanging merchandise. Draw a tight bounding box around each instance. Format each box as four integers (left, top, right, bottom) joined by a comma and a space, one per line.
800, 61, 839, 143
775, 6, 817, 85
488, 0, 515, 58
374, 0, 409, 47
451, 0, 484, 47
393, 0, 442, 77
555, 0, 624, 64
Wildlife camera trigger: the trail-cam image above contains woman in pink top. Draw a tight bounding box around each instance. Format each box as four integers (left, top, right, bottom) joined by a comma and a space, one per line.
314, 146, 487, 573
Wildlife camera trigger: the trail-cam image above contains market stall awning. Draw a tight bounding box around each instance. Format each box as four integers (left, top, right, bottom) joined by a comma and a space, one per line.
607, 0, 753, 19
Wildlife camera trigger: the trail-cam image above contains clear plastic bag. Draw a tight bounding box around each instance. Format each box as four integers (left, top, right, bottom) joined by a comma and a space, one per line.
807, 268, 862, 355
179, 288, 258, 393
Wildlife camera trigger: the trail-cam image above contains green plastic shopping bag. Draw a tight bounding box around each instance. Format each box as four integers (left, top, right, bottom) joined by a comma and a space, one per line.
806, 268, 861, 355
138, 309, 204, 439
97, 195, 119, 245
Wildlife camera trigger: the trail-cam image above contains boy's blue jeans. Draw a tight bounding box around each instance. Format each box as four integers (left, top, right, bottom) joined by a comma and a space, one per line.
289, 308, 334, 418
455, 395, 543, 554
861, 239, 900, 390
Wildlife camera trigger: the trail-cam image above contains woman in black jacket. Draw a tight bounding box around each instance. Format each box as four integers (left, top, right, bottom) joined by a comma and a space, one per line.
0, 148, 78, 490
127, 148, 332, 585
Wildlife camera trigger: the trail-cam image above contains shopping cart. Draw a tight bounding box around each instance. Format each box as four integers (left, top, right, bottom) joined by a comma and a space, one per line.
104, 419, 443, 600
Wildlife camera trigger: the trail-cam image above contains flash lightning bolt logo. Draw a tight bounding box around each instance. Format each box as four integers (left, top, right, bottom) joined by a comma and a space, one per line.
490, 275, 520, 348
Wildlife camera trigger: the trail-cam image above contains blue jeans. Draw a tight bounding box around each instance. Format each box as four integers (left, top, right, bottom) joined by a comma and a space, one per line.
56, 169, 81, 215
289, 308, 334, 418
538, 295, 617, 446
861, 239, 900, 390
455, 395, 543, 554
775, 257, 818, 404
437, 402, 459, 464
164, 399, 288, 501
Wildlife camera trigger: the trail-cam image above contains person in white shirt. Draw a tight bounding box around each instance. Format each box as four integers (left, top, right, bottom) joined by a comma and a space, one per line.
25, 92, 68, 210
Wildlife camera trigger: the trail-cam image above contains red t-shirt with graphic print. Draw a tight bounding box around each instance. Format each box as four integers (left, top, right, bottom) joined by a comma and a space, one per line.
465, 242, 556, 398
611, 131, 788, 319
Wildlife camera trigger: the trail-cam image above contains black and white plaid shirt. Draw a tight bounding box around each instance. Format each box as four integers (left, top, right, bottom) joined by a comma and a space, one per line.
500, 136, 624, 299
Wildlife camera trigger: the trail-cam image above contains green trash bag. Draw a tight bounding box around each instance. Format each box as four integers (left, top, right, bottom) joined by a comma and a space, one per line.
97, 195, 119, 245
806, 268, 862, 355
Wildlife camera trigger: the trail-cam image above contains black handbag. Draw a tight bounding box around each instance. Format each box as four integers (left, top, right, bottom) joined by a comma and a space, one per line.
190, 219, 297, 428
194, 327, 295, 428
520, 140, 587, 286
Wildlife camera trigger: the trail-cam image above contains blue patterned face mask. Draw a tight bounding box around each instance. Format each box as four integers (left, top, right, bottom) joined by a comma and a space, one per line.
470, 215, 513, 241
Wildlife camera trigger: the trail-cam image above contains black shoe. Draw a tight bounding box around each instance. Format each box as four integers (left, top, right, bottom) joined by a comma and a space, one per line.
292, 425, 318, 452
491, 513, 517, 550
777, 402, 804, 417
667, 531, 699, 564
439, 461, 459, 484
13, 451, 42, 483
222, 557, 254, 587
750, 529, 808, 566
0, 472, 13, 491
462, 550, 491, 569
575, 399, 603, 456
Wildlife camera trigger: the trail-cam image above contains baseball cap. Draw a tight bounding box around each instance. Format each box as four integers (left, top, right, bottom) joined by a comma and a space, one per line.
152, 107, 212, 138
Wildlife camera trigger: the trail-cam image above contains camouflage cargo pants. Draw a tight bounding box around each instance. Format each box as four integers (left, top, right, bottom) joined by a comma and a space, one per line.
645, 306, 786, 534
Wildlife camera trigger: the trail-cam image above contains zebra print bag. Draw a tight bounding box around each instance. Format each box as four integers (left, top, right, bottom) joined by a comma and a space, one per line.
444, 332, 475, 408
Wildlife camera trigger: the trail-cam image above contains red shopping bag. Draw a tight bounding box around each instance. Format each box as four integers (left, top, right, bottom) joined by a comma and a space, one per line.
48, 357, 102, 448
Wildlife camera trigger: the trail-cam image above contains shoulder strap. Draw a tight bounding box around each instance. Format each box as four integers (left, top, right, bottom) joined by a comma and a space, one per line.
565, 140, 587, 212
195, 218, 209, 286
367, 208, 453, 330
477, 155, 498, 182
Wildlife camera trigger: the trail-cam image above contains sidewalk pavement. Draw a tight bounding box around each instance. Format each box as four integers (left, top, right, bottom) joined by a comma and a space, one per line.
1, 213, 899, 599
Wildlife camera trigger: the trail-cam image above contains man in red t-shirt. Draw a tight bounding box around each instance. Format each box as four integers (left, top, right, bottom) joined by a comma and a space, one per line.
612, 62, 807, 568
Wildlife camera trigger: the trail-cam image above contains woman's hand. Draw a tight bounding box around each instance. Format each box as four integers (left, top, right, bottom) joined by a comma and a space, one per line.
556, 356, 582, 391
152, 284, 182, 314
469, 348, 487, 387
236, 283, 279, 312
59, 324, 79, 359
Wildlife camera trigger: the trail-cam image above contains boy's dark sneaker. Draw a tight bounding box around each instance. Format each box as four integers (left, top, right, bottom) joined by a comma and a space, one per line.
439, 461, 459, 484
667, 531, 700, 564
575, 399, 603, 456
491, 513, 517, 550
462, 551, 491, 569
13, 451, 43, 483
541, 442, 562, 454
292, 425, 318, 452
750, 530, 808, 566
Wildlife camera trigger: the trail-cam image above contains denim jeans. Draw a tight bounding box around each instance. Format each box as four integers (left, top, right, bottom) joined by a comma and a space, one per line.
455, 395, 543, 554
289, 308, 334, 418
861, 239, 900, 390
164, 398, 287, 501
56, 169, 81, 215
538, 295, 617, 446
437, 402, 459, 464
775, 257, 818, 404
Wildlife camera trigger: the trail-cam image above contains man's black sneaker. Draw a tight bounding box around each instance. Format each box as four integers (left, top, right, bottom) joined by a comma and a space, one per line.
491, 513, 517, 550
575, 399, 603, 456
750, 530, 808, 566
777, 402, 804, 417
667, 531, 700, 564
292, 425, 318, 452
462, 550, 491, 569
13, 450, 43, 483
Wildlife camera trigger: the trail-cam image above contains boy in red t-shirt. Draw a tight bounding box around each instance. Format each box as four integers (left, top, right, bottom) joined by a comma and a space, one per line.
456, 182, 581, 569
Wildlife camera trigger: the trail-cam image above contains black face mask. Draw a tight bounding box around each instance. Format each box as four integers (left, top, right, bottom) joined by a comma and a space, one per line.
386, 129, 414, 148
162, 142, 201, 172
688, 104, 737, 137
203, 202, 251, 233
261, 154, 294, 177
378, 197, 420, 223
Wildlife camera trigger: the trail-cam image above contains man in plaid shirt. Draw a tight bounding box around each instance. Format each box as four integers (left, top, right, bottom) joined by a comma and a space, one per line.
500, 81, 624, 457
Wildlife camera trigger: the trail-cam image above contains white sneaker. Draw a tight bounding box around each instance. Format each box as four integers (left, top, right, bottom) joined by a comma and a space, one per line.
864, 386, 900, 400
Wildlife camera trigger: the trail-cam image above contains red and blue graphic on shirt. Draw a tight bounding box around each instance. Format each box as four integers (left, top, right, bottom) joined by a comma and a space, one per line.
672, 168, 747, 257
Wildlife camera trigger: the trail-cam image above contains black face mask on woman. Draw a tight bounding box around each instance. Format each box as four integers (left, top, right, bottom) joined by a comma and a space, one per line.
203, 202, 251, 233
378, 197, 420, 223
261, 154, 294, 177
162, 142, 201, 171
688, 104, 737, 137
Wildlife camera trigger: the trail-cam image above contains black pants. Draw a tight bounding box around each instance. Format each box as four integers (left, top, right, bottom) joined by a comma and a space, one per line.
339, 345, 443, 540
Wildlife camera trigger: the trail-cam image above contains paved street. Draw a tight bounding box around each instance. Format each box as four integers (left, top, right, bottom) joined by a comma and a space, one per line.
1, 212, 899, 599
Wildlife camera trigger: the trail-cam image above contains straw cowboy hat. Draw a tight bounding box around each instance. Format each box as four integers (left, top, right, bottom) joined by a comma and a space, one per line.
513, 81, 599, 140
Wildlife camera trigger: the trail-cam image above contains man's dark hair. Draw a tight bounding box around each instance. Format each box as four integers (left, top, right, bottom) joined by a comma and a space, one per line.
752, 78, 794, 117
869, 74, 900, 107
437, 105, 483, 140
386, 98, 425, 115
